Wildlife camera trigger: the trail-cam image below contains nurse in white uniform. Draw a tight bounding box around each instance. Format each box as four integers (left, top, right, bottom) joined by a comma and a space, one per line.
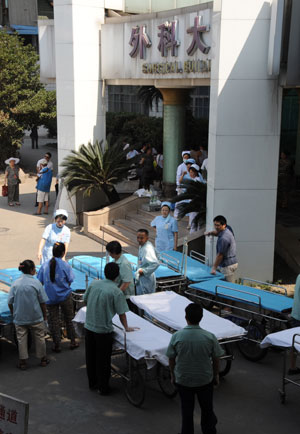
37, 209, 71, 264
151, 202, 178, 253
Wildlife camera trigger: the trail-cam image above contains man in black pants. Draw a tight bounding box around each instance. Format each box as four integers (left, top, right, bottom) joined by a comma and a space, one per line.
167, 303, 223, 434
83, 262, 135, 395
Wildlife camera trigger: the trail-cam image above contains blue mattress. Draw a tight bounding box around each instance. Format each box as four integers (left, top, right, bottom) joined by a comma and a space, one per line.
0, 266, 92, 293
69, 255, 182, 280
0, 291, 12, 324
189, 279, 293, 314
160, 250, 224, 282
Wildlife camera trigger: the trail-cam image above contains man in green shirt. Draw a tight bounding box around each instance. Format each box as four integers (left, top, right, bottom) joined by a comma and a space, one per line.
84, 262, 135, 395
166, 303, 223, 434
106, 241, 135, 309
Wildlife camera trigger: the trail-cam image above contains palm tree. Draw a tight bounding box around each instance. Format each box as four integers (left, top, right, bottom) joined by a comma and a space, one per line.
171, 179, 207, 228
137, 86, 162, 111
60, 140, 132, 204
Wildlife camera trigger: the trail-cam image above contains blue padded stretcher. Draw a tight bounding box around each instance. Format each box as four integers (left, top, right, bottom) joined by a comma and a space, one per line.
160, 250, 224, 282
69, 255, 183, 280
0, 291, 12, 324
189, 279, 293, 313
0, 266, 92, 292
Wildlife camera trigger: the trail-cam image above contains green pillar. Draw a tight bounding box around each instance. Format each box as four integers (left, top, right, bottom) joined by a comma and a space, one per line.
159, 88, 188, 198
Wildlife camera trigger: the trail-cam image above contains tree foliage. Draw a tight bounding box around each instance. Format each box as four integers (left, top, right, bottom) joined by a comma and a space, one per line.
0, 31, 56, 166
171, 179, 207, 227
60, 140, 133, 204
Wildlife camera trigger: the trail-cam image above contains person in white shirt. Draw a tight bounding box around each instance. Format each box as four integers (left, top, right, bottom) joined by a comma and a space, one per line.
36, 152, 53, 172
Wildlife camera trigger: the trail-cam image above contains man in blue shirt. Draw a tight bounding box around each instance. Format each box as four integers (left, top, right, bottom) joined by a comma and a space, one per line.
205, 215, 238, 282
167, 303, 223, 434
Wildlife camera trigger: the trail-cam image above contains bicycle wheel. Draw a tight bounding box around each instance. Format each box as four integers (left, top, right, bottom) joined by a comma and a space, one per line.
219, 344, 232, 377
157, 364, 177, 398
124, 368, 145, 407
237, 320, 268, 362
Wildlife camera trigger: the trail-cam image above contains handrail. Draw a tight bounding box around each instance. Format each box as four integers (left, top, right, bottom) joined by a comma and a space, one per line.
190, 250, 208, 265
112, 322, 127, 353
70, 257, 101, 279
215, 285, 262, 308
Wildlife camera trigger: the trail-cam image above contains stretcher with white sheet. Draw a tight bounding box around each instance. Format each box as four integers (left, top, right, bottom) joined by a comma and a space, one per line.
130, 291, 246, 376
72, 308, 176, 406
187, 278, 293, 361
69, 254, 187, 293
260, 328, 300, 403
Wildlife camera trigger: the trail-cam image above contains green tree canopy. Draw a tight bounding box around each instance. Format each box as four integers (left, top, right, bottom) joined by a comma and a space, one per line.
0, 31, 56, 167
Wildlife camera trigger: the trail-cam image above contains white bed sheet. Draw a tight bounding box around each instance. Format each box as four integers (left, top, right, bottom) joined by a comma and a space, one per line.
73, 308, 171, 367
130, 291, 246, 340
260, 327, 300, 352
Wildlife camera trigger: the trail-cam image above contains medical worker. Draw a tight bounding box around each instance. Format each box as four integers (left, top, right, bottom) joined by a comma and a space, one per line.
37, 209, 71, 264
187, 164, 206, 233
135, 229, 160, 295
151, 202, 178, 253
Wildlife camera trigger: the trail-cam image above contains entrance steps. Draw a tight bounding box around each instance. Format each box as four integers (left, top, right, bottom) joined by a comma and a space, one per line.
83, 195, 195, 256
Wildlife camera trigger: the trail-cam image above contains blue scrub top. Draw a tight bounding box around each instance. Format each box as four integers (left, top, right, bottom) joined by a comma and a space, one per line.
151, 215, 178, 252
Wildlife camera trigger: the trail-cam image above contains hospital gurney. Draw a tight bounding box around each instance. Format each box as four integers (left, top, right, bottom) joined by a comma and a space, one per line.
187, 278, 293, 361
69, 254, 187, 293
72, 308, 176, 407
160, 249, 224, 282
260, 328, 300, 403
130, 291, 246, 377
0, 291, 15, 355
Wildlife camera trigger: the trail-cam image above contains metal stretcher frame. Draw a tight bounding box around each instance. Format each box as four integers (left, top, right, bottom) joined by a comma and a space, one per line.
186, 280, 292, 361
110, 321, 177, 407
278, 334, 300, 404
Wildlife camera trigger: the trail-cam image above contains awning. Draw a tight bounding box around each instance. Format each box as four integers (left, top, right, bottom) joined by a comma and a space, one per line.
10, 25, 38, 35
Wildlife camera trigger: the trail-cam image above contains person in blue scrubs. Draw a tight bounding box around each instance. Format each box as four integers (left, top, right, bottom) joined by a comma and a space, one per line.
151, 202, 178, 252
37, 242, 78, 352
37, 209, 71, 264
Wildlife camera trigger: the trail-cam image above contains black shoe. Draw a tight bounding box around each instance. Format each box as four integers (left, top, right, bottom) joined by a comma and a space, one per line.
98, 388, 110, 396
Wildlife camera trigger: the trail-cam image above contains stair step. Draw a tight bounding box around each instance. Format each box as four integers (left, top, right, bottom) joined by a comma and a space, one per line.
114, 219, 155, 241
88, 230, 138, 256
100, 225, 138, 247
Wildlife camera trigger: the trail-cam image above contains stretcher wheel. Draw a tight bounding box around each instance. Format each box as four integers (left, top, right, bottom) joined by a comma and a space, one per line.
237, 321, 268, 362
157, 364, 177, 398
123, 368, 145, 407
219, 344, 232, 377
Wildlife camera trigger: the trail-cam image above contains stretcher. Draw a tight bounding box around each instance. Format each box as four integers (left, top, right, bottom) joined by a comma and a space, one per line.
73, 308, 176, 406
160, 250, 224, 282
0, 291, 14, 354
187, 278, 293, 361
69, 254, 187, 293
260, 328, 300, 403
130, 291, 246, 376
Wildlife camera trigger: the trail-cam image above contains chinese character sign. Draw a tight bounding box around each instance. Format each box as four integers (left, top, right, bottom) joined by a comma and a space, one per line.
157, 20, 180, 57
186, 16, 210, 55
129, 25, 152, 60
0, 393, 28, 434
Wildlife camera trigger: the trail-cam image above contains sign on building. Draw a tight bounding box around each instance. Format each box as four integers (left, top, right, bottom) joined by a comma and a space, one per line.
101, 8, 212, 80
0, 393, 29, 434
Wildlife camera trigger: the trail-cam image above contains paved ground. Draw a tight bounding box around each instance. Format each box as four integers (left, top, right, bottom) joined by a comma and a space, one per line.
1, 142, 300, 433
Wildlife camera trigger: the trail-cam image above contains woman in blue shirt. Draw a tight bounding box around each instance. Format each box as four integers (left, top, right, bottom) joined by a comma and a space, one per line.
151, 202, 178, 253
37, 242, 78, 353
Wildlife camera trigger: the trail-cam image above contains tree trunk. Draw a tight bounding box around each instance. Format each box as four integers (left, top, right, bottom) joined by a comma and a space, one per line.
102, 184, 120, 204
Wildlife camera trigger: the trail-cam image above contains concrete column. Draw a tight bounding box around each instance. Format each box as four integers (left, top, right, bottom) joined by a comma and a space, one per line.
294, 90, 300, 178
159, 88, 189, 198
54, 0, 106, 224
206, 0, 282, 280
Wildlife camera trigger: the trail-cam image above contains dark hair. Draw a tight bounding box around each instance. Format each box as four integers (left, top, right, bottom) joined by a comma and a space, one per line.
189, 167, 198, 174
185, 303, 203, 324
49, 243, 65, 282
137, 228, 149, 236
18, 260, 35, 274
213, 215, 227, 226
45, 152, 52, 158
106, 241, 122, 255
55, 214, 67, 221
183, 152, 190, 158
104, 262, 119, 280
